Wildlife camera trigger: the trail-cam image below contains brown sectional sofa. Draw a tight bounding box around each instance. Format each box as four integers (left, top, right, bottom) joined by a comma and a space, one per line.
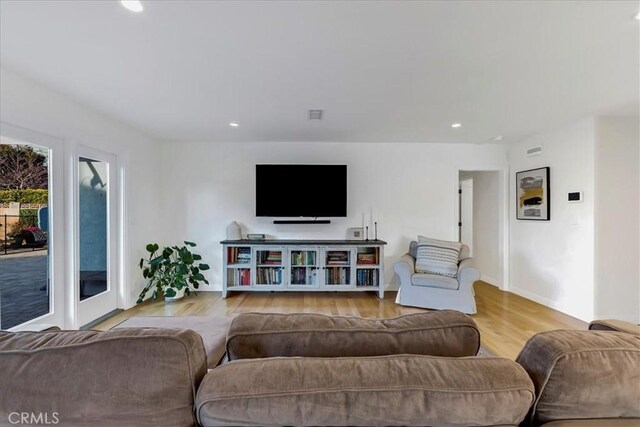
1, 311, 638, 427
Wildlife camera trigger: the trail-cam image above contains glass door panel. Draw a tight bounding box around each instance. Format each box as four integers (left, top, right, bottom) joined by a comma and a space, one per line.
0, 141, 51, 329
255, 248, 284, 286
289, 248, 319, 287
76, 148, 118, 328
78, 157, 108, 300
324, 249, 352, 286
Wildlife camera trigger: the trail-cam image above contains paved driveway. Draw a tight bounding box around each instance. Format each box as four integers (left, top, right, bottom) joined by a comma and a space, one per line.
0, 253, 49, 329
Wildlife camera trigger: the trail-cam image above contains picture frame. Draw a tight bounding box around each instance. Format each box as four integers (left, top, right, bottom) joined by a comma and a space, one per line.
516, 167, 550, 220
347, 227, 365, 240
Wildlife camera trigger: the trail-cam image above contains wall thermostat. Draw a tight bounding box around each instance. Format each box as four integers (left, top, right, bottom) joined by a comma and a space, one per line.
568, 192, 583, 203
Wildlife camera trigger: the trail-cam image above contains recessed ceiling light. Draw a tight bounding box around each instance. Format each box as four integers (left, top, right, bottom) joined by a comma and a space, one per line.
636, 11, 640, 20
229, 122, 239, 127
492, 135, 503, 141
451, 123, 462, 128
120, 1, 143, 13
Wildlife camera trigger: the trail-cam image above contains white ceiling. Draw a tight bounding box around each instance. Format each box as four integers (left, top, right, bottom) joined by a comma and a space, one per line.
1, 0, 638, 143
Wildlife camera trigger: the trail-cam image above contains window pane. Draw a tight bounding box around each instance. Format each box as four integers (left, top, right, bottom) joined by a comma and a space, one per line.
0, 142, 50, 329
78, 157, 108, 301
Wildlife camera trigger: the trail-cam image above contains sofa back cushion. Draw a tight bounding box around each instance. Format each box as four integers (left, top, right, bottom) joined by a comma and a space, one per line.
516, 330, 640, 424
415, 236, 462, 277
196, 355, 535, 427
0, 328, 207, 427
226, 310, 480, 361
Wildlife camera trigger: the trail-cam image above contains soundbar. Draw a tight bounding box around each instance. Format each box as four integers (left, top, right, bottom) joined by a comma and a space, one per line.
273, 219, 331, 224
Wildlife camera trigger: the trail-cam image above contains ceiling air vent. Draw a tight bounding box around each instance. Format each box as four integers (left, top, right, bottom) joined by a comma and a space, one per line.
308, 109, 324, 120
526, 145, 543, 157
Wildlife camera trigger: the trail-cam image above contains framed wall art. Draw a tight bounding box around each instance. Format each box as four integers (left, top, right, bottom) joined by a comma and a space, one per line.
347, 227, 365, 240
516, 167, 550, 220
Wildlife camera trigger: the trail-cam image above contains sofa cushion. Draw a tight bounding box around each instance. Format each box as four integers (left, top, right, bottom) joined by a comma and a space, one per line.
540, 419, 640, 427
589, 319, 640, 335
113, 315, 233, 367
516, 330, 640, 424
226, 311, 480, 360
415, 236, 462, 277
411, 273, 459, 289
0, 328, 207, 427
196, 355, 535, 427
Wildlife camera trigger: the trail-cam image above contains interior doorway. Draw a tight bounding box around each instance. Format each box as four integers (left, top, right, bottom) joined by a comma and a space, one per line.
458, 170, 503, 288
459, 177, 474, 256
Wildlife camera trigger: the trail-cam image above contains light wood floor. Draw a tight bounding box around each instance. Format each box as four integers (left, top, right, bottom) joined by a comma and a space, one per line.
96, 281, 587, 359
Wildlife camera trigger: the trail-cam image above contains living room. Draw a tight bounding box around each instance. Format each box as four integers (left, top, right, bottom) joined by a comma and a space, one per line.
1, 1, 638, 426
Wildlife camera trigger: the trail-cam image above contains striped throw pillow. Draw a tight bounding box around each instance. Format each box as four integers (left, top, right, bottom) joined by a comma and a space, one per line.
415, 236, 462, 278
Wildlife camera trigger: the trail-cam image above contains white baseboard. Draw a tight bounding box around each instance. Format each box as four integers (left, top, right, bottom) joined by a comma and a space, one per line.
509, 286, 592, 322
480, 275, 499, 287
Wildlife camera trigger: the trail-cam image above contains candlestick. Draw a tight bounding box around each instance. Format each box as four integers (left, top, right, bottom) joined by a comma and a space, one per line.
374, 222, 378, 240
365, 226, 369, 241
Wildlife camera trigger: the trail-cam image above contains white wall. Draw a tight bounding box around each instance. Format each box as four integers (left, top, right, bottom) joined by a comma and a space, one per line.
594, 116, 640, 322
0, 68, 164, 317
508, 118, 596, 321
161, 141, 508, 291
468, 171, 501, 286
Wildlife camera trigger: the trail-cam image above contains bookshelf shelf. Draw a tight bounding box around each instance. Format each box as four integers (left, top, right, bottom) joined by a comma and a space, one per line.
221, 240, 386, 298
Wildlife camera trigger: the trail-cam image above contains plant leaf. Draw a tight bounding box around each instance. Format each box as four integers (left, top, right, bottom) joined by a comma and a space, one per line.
184, 241, 196, 247
199, 263, 210, 271
149, 256, 164, 266
164, 288, 177, 298
146, 243, 156, 253
193, 254, 202, 261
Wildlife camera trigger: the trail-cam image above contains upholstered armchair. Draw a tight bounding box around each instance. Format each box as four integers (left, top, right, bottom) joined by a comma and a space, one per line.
394, 241, 480, 314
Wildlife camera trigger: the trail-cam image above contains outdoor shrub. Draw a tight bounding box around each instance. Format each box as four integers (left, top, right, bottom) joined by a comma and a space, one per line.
0, 189, 48, 204
7, 210, 39, 236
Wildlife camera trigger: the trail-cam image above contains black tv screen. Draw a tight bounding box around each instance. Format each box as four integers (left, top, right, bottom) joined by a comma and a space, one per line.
256, 164, 347, 217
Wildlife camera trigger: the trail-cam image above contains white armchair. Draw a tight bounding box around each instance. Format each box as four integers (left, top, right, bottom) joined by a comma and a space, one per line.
394, 241, 480, 314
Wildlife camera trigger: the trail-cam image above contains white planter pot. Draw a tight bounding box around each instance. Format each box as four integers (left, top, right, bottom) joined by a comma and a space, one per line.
164, 287, 185, 302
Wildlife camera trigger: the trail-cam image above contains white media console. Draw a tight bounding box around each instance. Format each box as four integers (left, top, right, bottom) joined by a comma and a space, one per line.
221, 239, 386, 298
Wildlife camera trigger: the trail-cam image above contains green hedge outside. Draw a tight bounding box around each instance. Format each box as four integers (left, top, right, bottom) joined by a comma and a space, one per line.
0, 189, 48, 204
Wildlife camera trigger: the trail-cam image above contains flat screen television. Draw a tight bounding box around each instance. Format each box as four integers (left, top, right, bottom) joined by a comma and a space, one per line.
256, 164, 347, 217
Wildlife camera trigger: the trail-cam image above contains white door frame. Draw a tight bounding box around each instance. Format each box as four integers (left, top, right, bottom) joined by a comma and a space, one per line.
459, 178, 474, 257
72, 145, 120, 328
454, 167, 510, 291
1, 122, 67, 330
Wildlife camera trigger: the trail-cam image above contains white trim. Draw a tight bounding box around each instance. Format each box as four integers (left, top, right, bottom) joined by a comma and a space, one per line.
509, 285, 592, 322
454, 167, 509, 291
73, 145, 120, 327
509, 285, 565, 311
480, 275, 499, 287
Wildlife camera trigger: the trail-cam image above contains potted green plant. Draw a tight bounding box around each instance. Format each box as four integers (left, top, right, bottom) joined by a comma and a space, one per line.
137, 241, 210, 303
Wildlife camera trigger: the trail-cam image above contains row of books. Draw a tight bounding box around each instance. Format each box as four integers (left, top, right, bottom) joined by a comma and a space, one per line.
291, 251, 316, 266
326, 251, 350, 265
227, 268, 251, 286
258, 251, 282, 265
356, 253, 378, 264
290, 267, 317, 285
256, 267, 282, 285
228, 247, 251, 264
325, 267, 351, 285
356, 269, 379, 287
